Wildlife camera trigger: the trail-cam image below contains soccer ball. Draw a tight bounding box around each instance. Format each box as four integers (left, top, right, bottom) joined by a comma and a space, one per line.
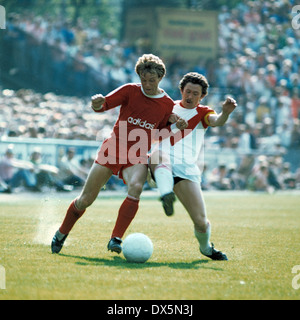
122, 233, 153, 263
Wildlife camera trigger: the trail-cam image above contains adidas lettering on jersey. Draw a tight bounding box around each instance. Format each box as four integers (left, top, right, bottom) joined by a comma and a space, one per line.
127, 117, 156, 130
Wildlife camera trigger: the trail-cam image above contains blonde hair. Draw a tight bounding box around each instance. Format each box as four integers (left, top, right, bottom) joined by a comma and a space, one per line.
135, 54, 166, 79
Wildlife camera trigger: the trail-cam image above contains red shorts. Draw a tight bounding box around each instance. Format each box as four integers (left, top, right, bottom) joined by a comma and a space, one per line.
95, 160, 135, 182
95, 139, 148, 181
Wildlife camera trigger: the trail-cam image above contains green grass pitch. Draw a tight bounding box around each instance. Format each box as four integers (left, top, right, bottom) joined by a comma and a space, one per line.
0, 191, 299, 300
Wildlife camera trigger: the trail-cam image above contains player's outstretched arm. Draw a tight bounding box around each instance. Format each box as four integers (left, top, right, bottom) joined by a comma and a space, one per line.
208, 97, 237, 127
91, 94, 106, 111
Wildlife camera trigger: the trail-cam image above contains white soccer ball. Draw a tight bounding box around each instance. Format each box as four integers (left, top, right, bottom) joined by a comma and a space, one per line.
122, 233, 153, 263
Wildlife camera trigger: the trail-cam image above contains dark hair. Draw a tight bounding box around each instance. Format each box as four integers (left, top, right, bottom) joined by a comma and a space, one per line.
179, 72, 209, 96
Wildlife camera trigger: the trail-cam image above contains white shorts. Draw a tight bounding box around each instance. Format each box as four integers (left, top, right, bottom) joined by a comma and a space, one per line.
172, 162, 202, 184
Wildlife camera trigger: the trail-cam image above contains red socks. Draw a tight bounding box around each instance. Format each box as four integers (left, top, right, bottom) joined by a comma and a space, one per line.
111, 196, 139, 239
59, 199, 86, 235
59, 196, 139, 239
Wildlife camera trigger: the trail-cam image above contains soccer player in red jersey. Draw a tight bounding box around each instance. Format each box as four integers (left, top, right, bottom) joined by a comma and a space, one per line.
51, 54, 187, 254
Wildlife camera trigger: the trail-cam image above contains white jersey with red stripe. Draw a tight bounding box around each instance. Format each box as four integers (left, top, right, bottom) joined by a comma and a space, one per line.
156, 101, 216, 182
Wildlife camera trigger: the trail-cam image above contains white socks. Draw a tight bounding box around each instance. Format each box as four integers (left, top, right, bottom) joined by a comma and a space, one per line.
55, 229, 66, 241
194, 223, 212, 255
154, 164, 174, 197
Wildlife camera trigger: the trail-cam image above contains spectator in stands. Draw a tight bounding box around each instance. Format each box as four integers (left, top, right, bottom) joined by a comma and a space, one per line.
226, 163, 245, 190
278, 162, 296, 190
58, 147, 88, 187
210, 164, 231, 190
295, 167, 300, 189
267, 156, 283, 190
236, 154, 255, 189
290, 119, 300, 149
0, 145, 16, 193
291, 88, 300, 120
249, 162, 273, 192
237, 124, 252, 153
0, 147, 67, 192
276, 122, 292, 148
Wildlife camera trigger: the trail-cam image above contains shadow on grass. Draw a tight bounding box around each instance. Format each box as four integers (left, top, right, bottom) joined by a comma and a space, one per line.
59, 254, 224, 271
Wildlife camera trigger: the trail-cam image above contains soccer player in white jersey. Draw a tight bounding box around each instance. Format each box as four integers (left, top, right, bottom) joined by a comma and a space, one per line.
149, 72, 237, 260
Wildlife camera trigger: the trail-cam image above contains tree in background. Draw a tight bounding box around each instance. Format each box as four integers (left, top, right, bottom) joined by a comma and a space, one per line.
0, 0, 122, 38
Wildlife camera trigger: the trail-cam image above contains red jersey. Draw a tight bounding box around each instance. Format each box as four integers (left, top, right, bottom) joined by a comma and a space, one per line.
94, 83, 174, 174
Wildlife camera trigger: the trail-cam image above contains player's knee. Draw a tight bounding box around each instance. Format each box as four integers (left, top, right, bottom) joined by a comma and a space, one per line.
194, 218, 208, 233
128, 181, 143, 198
76, 194, 95, 209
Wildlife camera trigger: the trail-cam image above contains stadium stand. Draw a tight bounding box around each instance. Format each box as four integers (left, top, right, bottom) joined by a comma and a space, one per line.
0, 0, 299, 192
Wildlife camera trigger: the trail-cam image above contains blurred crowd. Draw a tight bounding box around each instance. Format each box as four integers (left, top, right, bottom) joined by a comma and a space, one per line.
202, 154, 300, 192
0, 145, 84, 193
1, 143, 300, 194
0, 89, 111, 141
0, 144, 126, 193
209, 0, 300, 153
1, 0, 300, 192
